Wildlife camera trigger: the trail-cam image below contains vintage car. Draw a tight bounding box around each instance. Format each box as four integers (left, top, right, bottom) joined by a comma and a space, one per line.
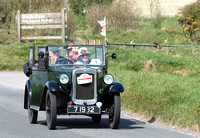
23, 44, 124, 130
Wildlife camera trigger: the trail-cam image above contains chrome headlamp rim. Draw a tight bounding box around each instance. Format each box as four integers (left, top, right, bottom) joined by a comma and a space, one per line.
103, 74, 114, 85
59, 74, 69, 84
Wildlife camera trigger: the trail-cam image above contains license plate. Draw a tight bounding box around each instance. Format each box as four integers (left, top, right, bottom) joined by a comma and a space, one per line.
67, 105, 100, 114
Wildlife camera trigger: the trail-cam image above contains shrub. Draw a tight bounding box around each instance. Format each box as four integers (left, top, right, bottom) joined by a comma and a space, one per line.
68, 0, 113, 15
85, 4, 108, 29
0, 0, 66, 28
0, 0, 77, 43
86, 0, 141, 30
66, 10, 77, 38
150, 0, 165, 28
180, 0, 200, 21
178, 0, 200, 42
177, 16, 200, 42
0, 0, 18, 27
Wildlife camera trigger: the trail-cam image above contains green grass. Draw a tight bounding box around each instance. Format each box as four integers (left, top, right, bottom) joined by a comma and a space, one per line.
0, 43, 28, 71
107, 46, 200, 131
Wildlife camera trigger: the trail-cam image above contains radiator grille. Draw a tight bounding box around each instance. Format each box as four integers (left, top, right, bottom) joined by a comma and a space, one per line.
72, 68, 97, 105
76, 74, 94, 99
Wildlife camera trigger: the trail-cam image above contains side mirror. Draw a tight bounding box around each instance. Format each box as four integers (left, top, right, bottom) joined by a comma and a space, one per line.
38, 51, 45, 58
111, 53, 117, 59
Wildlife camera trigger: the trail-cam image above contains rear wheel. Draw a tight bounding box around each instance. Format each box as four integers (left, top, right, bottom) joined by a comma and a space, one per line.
46, 90, 57, 130
28, 95, 38, 124
92, 114, 102, 123
109, 93, 121, 129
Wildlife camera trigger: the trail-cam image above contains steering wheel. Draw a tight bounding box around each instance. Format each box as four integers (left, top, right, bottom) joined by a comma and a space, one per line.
56, 57, 73, 64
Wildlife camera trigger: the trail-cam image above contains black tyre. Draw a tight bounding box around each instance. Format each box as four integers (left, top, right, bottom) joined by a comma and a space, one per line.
46, 90, 57, 130
109, 93, 121, 129
92, 114, 102, 123
28, 96, 38, 124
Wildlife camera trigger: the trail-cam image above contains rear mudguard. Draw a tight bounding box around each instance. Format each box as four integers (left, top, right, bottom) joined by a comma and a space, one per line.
25, 81, 64, 110
24, 80, 31, 109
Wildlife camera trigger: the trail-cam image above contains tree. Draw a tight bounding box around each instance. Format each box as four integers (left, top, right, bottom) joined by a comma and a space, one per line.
68, 0, 113, 15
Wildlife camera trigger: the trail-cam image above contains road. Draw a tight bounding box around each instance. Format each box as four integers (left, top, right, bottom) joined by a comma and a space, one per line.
0, 72, 196, 138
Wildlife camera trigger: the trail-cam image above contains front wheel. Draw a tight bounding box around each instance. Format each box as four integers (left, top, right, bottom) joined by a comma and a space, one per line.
28, 96, 38, 124
46, 90, 57, 130
109, 93, 121, 129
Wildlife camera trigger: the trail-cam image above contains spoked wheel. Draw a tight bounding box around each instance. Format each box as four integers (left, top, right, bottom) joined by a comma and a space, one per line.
92, 114, 102, 123
28, 95, 38, 124
109, 93, 121, 129
46, 90, 57, 130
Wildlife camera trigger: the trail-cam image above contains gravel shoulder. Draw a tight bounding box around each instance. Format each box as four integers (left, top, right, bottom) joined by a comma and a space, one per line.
122, 109, 200, 138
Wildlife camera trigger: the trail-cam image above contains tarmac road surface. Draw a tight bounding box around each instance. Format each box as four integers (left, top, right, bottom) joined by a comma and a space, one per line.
0, 72, 196, 138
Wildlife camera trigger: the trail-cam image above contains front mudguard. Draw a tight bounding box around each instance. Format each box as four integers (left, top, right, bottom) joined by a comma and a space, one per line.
40, 81, 70, 110
108, 82, 124, 93
99, 82, 124, 100
39, 81, 63, 111
103, 82, 124, 93
45, 81, 63, 94
98, 82, 124, 111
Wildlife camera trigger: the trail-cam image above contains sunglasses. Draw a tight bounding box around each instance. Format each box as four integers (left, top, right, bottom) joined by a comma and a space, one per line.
81, 54, 89, 58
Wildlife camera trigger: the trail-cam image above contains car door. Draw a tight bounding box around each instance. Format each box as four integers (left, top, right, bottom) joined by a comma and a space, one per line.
30, 47, 48, 108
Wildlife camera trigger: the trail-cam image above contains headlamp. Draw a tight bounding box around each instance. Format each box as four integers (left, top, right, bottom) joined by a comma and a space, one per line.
59, 74, 69, 84
104, 74, 114, 85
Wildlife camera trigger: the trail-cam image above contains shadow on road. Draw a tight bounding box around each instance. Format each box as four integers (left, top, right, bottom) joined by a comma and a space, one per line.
37, 117, 145, 130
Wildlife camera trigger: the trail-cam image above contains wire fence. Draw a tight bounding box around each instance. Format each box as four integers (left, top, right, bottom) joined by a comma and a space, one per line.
106, 42, 200, 56
107, 42, 200, 49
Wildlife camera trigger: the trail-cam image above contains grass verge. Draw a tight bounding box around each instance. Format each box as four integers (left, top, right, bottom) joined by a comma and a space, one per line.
108, 46, 200, 131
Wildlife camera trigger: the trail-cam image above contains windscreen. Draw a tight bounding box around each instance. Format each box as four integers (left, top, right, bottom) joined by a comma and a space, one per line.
48, 45, 105, 66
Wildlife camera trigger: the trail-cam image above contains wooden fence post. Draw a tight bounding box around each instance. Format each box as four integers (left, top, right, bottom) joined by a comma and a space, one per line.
17, 10, 21, 42
61, 8, 66, 43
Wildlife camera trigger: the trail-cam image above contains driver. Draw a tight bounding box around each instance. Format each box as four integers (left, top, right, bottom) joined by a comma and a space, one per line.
49, 47, 72, 64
